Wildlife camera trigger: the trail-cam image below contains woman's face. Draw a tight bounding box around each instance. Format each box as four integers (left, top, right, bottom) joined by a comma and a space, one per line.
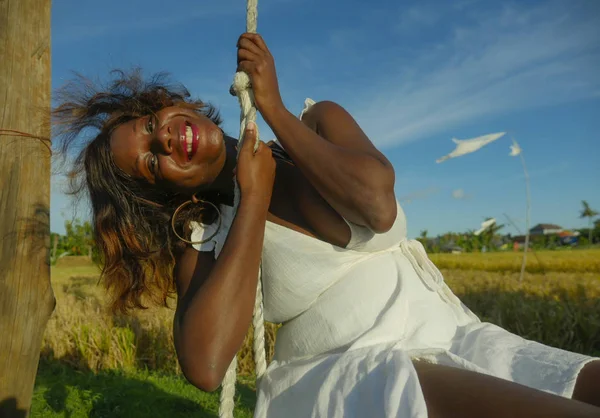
110, 105, 226, 195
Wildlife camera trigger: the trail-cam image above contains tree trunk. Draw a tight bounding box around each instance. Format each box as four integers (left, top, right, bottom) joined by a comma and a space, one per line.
0, 1, 55, 417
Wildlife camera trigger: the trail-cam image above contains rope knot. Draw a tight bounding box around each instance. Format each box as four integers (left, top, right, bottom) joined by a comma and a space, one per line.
229, 71, 252, 97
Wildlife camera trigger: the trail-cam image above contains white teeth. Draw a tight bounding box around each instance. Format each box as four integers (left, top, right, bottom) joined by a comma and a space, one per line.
185, 126, 193, 156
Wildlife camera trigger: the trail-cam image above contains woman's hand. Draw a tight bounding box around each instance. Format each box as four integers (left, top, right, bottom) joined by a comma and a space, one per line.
236, 33, 284, 117
235, 122, 276, 204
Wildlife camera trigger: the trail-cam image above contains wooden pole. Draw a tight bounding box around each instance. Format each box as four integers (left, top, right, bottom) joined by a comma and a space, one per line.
518, 148, 531, 283
0, 1, 55, 417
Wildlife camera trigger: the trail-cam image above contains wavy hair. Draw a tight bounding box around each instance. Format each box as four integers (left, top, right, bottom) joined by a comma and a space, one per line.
53, 69, 225, 314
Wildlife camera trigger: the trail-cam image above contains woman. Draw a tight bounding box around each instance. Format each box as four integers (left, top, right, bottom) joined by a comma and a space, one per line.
54, 33, 600, 417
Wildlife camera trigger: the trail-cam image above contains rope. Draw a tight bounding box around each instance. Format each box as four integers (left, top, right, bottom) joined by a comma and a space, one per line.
0, 129, 52, 154
220, 1, 267, 416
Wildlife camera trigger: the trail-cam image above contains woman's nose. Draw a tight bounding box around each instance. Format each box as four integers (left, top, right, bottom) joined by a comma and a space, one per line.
156, 124, 174, 153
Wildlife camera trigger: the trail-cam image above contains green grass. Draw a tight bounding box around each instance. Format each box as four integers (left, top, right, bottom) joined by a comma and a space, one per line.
51, 265, 100, 283
33, 360, 256, 418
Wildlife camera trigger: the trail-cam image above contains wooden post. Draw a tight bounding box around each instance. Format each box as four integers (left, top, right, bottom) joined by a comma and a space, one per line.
0, 1, 55, 417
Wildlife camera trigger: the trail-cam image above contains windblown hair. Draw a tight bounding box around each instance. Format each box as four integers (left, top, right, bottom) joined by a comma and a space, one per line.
53, 69, 225, 314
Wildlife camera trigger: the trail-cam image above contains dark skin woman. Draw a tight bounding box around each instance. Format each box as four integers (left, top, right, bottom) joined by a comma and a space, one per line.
53, 33, 600, 417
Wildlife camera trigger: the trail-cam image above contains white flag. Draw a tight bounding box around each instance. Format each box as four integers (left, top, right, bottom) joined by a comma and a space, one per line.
474, 218, 496, 236
509, 138, 522, 156
436, 132, 506, 163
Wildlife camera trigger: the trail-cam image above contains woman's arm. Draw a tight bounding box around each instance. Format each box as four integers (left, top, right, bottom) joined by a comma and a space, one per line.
263, 101, 397, 233
236, 33, 396, 232
174, 194, 269, 392
173, 124, 274, 392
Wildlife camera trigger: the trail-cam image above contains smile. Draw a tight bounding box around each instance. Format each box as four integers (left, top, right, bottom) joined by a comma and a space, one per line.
182, 122, 199, 161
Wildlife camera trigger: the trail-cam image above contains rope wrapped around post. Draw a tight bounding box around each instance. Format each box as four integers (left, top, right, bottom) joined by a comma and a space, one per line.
219, 0, 267, 416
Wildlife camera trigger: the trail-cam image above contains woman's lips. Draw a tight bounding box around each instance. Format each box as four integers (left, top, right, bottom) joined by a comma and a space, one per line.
190, 123, 199, 160
180, 122, 200, 161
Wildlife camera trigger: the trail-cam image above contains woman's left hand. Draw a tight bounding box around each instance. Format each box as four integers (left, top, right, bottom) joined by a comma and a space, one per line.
237, 33, 284, 116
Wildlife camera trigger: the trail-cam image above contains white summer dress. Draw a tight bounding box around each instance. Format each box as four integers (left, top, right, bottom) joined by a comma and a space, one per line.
190, 99, 597, 418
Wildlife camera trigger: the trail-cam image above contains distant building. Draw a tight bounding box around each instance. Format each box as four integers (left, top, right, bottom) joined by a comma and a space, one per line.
529, 224, 563, 236
513, 236, 526, 243
512, 235, 528, 251
558, 230, 580, 246
512, 226, 579, 249
441, 244, 463, 254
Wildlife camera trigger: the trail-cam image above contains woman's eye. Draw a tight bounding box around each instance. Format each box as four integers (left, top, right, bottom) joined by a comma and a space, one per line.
148, 155, 157, 173
146, 116, 155, 133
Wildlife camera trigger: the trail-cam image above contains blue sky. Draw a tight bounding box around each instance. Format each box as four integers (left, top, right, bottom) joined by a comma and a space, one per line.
51, 0, 600, 238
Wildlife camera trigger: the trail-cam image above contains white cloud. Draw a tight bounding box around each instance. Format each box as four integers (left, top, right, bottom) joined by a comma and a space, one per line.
398, 186, 440, 204
349, 2, 600, 148
452, 188, 468, 200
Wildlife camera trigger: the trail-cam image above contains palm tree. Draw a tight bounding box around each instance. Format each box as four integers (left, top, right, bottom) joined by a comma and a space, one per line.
580, 201, 599, 244
476, 217, 505, 251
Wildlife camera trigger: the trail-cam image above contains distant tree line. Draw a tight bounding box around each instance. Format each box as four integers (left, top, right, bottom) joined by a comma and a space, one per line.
50, 219, 99, 265
52, 201, 599, 261
417, 201, 600, 254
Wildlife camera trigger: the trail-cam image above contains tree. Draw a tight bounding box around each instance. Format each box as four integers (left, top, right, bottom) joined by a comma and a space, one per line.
580, 200, 599, 244
478, 218, 505, 251
0, 1, 54, 417
417, 230, 429, 251
51, 219, 97, 264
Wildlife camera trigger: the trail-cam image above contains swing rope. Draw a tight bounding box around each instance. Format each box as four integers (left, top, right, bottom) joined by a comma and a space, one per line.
220, 1, 267, 416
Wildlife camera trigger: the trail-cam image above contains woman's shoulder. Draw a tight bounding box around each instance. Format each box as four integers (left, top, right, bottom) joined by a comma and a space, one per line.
298, 99, 356, 127
344, 200, 407, 252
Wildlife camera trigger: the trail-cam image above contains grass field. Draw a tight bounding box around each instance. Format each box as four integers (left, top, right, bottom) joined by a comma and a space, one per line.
430, 249, 600, 273
33, 249, 600, 417
32, 361, 255, 418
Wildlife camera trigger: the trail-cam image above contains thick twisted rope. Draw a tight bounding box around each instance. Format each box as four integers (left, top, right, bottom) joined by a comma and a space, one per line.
219, 0, 267, 417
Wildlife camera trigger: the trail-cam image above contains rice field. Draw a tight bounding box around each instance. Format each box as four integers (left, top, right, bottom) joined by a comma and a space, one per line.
41, 250, 600, 375
430, 249, 600, 273
33, 249, 600, 416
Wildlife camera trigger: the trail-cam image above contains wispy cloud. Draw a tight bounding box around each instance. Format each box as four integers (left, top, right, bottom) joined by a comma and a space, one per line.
452, 188, 470, 200
53, 9, 224, 44
53, 0, 287, 45
349, 2, 600, 148
493, 161, 572, 187
396, 4, 442, 31
398, 186, 440, 204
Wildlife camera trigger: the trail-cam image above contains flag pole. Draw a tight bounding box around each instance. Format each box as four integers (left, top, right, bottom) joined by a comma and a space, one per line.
513, 137, 531, 283
503, 212, 544, 275
436, 132, 531, 283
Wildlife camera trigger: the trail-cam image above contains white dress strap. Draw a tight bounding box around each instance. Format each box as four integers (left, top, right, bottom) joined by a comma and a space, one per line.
399, 240, 480, 322
189, 204, 236, 257
299, 98, 316, 119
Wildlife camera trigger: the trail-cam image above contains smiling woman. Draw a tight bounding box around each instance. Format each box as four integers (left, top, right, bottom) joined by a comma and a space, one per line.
52, 69, 233, 313
52, 31, 600, 418
110, 106, 226, 190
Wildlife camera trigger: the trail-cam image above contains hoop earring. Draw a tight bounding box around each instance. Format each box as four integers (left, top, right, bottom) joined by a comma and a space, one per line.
171, 198, 222, 245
